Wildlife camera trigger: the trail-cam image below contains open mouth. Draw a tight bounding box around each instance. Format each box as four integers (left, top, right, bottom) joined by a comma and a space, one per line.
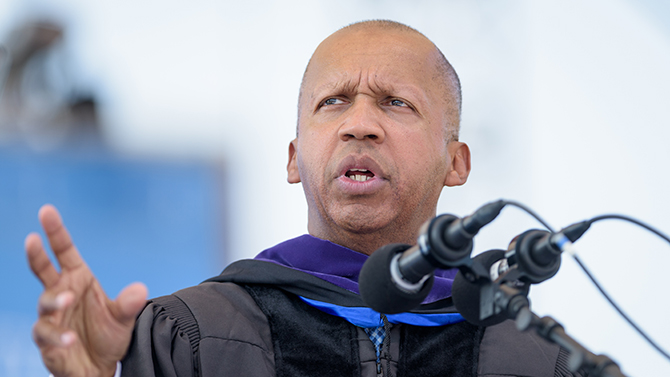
345, 168, 375, 182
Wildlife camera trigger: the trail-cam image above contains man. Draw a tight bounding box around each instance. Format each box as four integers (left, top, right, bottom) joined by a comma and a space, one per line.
27, 20, 580, 376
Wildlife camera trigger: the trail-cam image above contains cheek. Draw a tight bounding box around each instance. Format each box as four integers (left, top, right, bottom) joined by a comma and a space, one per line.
392, 140, 449, 195
399, 130, 448, 167
297, 138, 329, 187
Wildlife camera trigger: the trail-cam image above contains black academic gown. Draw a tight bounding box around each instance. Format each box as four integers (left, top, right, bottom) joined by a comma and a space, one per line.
121, 260, 585, 377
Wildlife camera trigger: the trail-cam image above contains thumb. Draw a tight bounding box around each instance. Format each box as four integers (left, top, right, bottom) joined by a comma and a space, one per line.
112, 282, 148, 325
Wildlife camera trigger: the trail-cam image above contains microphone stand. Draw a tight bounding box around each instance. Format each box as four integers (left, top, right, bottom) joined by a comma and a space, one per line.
454, 231, 627, 376
494, 284, 627, 377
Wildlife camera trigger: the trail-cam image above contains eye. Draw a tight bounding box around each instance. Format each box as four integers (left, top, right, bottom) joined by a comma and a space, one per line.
383, 98, 415, 111
389, 99, 408, 107
322, 97, 346, 106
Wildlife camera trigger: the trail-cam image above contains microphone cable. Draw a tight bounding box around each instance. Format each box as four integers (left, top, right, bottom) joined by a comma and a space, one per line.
500, 199, 557, 233
559, 214, 670, 362
497, 200, 670, 363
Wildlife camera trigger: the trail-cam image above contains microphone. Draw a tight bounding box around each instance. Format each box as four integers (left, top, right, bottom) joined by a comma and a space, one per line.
453, 228, 578, 326
358, 243, 435, 314
496, 229, 563, 284
359, 200, 506, 314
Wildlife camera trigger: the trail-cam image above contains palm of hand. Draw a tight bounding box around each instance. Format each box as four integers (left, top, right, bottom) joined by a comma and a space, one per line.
26, 205, 147, 377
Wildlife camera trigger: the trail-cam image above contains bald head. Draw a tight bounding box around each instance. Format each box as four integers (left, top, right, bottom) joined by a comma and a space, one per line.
287, 20, 472, 254
298, 20, 462, 142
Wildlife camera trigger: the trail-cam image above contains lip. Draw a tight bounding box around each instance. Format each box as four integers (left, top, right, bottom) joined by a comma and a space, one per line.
334, 155, 388, 195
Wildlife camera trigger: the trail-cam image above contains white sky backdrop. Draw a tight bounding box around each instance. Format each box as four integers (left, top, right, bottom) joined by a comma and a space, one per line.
1, 0, 669, 375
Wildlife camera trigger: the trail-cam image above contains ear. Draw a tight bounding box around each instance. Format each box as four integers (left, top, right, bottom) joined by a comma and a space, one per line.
444, 142, 471, 187
287, 138, 301, 184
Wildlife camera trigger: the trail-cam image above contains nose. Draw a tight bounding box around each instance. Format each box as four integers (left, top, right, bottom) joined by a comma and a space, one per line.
338, 100, 386, 143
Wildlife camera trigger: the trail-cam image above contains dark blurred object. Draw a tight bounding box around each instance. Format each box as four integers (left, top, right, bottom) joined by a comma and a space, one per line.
0, 45, 9, 104
0, 19, 103, 150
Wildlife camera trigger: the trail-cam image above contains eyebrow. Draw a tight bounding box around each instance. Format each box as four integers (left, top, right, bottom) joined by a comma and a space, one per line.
310, 74, 424, 105
311, 76, 361, 99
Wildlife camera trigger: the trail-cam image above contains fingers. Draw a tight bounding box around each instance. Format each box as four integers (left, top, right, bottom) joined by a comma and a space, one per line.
33, 318, 76, 348
111, 283, 148, 325
38, 291, 74, 316
25, 233, 60, 288
33, 291, 76, 348
38, 204, 84, 271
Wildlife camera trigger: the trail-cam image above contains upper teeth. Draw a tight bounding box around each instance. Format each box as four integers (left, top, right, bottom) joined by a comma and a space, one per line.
348, 169, 372, 182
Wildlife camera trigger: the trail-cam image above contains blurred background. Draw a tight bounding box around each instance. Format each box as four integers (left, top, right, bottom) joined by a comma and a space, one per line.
1, 0, 669, 376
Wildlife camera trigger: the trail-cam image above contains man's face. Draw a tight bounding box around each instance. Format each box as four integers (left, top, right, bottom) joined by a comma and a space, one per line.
287, 27, 469, 252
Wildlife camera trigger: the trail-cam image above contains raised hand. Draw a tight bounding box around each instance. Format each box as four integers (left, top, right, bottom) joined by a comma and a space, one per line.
26, 204, 148, 377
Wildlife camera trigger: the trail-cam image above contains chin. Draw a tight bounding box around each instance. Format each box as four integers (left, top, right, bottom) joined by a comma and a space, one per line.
335, 209, 398, 236
340, 221, 387, 235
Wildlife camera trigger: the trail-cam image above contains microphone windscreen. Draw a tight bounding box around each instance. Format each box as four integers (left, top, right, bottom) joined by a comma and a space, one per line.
359, 243, 434, 314
452, 249, 511, 327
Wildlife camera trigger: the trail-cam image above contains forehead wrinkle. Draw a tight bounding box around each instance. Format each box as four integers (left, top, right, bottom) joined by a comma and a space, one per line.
366, 71, 397, 97
309, 75, 361, 104
312, 69, 426, 103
